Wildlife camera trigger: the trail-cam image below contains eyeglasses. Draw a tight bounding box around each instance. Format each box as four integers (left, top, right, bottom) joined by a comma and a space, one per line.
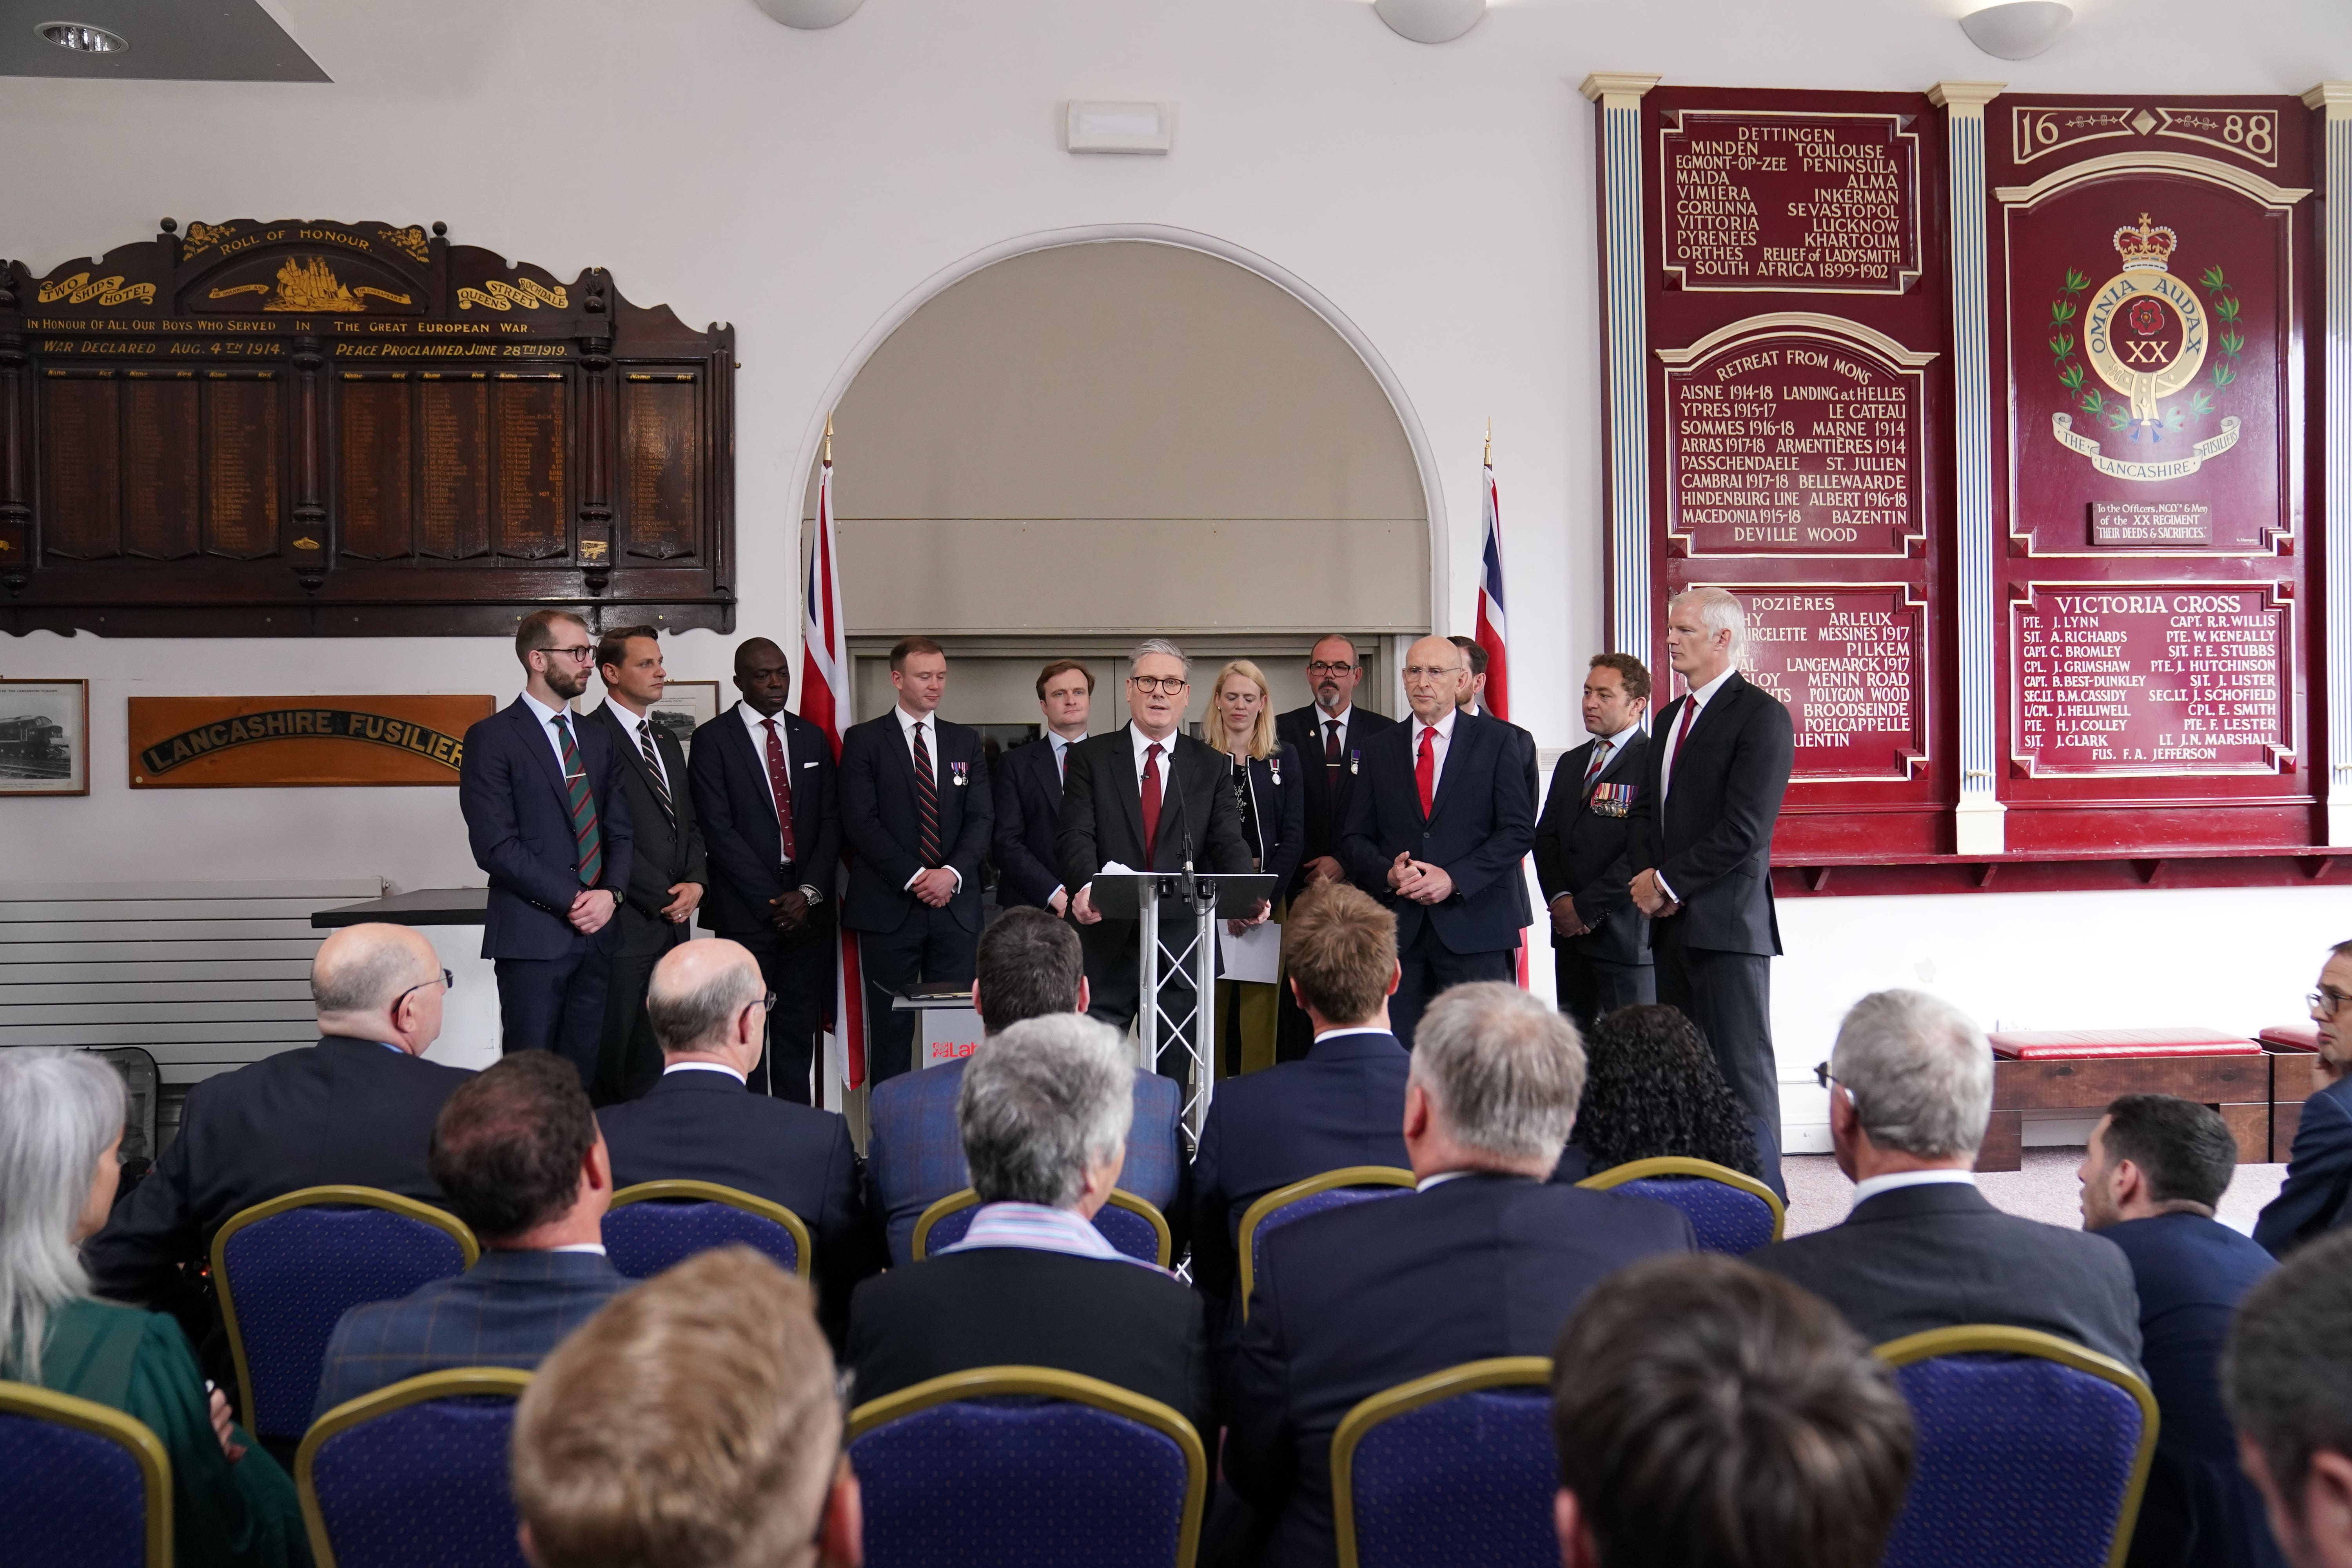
2311, 988, 2352, 1018
1129, 676, 1189, 695
1306, 661, 1358, 676
745, 991, 778, 1015
1401, 664, 1463, 680
540, 645, 595, 664
1813, 1061, 1833, 1089
393, 969, 454, 1014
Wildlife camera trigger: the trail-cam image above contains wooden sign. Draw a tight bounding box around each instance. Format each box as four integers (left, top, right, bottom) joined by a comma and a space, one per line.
128, 695, 495, 787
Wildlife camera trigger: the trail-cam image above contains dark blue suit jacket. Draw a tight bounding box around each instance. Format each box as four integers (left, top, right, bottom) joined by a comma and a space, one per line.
1189, 1029, 1409, 1328
460, 698, 634, 960
687, 703, 842, 937
2101, 1214, 2286, 1568
865, 1056, 1187, 1267
991, 734, 1070, 910
1627, 672, 1792, 957
838, 711, 992, 934
312, 1249, 630, 1419
2256, 1074, 2352, 1257
1235, 744, 1308, 904
1533, 732, 1651, 968
1274, 703, 1398, 875
1339, 710, 1536, 956
1223, 1173, 1696, 1568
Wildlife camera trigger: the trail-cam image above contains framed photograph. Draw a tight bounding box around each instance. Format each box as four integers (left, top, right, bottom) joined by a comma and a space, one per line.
0, 679, 89, 796
647, 681, 722, 755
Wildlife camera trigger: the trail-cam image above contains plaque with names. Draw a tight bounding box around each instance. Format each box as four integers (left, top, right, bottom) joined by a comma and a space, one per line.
202, 375, 279, 559
621, 375, 699, 561
493, 376, 567, 560
1726, 584, 1927, 779
40, 375, 119, 559
339, 377, 414, 560
419, 376, 490, 561
1659, 109, 1922, 294
122, 377, 199, 560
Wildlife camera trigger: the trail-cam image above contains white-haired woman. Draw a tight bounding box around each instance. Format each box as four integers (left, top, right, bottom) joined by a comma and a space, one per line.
0, 1049, 307, 1566
1208, 659, 1305, 1075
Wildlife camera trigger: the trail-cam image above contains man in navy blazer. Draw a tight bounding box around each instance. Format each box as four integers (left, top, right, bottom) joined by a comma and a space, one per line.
1534, 654, 1655, 1037
994, 659, 1095, 914
686, 639, 842, 1104
1628, 588, 1794, 1138
1222, 982, 1695, 1568
459, 610, 635, 1083
838, 636, 992, 1084
313, 1052, 630, 1419
1191, 883, 1410, 1336
1338, 635, 1535, 1049
2258, 943, 2352, 1258
2081, 1096, 2285, 1568
598, 939, 880, 1347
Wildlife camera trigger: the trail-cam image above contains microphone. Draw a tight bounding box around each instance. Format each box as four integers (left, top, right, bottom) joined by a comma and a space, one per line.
1167, 743, 1196, 882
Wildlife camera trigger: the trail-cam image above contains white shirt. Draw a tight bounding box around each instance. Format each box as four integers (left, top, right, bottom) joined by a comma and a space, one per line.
1415, 1170, 1472, 1193
1313, 703, 1354, 757
1130, 721, 1180, 785
1581, 722, 1641, 789
664, 1060, 748, 1083
1657, 667, 1735, 808
1312, 1026, 1391, 1046
548, 1243, 609, 1256
1047, 730, 1078, 781
733, 702, 824, 899
520, 691, 579, 778
895, 704, 962, 894
1851, 1168, 1976, 1205
604, 693, 671, 796
1408, 708, 1458, 799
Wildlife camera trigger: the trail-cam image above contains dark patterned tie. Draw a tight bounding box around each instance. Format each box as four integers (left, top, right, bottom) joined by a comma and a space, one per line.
760, 719, 800, 864
1324, 719, 1342, 775
634, 719, 675, 827
1140, 742, 1164, 864
913, 721, 941, 868
1581, 738, 1611, 796
554, 714, 603, 886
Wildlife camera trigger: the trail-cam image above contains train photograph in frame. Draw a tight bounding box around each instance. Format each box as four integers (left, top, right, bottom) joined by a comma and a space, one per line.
0, 679, 88, 795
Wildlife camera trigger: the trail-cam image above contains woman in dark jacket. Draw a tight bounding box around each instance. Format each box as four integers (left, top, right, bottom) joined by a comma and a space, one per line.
1559, 1004, 1766, 1182
1208, 659, 1304, 1076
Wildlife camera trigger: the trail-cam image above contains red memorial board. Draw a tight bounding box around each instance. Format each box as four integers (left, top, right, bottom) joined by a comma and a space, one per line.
1661, 109, 1924, 294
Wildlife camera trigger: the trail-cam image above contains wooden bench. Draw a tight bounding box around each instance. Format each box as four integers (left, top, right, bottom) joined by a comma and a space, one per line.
2260, 1024, 2322, 1162
1977, 1027, 2269, 1173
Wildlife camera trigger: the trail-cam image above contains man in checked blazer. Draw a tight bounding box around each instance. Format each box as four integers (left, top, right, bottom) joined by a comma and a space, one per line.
1534, 653, 1656, 1039
838, 636, 992, 1085
586, 626, 708, 1106
459, 610, 634, 1085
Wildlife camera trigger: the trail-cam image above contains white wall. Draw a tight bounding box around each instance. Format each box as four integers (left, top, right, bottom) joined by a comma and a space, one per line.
4, 0, 2348, 1102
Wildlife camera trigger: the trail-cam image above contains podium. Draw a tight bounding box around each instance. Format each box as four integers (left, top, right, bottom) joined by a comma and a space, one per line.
1090, 870, 1276, 1143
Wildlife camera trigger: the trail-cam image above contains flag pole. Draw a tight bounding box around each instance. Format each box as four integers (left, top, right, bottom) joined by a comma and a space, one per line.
1484, 416, 1492, 465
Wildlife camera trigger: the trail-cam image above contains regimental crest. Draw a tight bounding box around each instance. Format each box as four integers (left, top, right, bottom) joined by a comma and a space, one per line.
2044, 213, 2243, 483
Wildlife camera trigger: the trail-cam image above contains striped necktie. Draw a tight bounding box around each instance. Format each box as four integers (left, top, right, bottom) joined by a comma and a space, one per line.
913, 721, 942, 867
553, 714, 604, 886
635, 719, 675, 827
1581, 739, 1612, 795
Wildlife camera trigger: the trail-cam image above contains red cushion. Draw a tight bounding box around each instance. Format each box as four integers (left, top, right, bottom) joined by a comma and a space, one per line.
2261, 1024, 2321, 1052
1987, 1027, 2259, 1061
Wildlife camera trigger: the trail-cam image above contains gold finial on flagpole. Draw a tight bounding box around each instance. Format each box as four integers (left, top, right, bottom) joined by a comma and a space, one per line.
1483, 417, 1492, 465
823, 414, 834, 465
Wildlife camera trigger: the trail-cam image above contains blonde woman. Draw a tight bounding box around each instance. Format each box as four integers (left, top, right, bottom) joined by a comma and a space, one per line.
1208, 660, 1305, 1075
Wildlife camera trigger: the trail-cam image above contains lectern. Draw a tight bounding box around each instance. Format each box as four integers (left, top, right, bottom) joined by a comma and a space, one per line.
1088, 870, 1276, 1144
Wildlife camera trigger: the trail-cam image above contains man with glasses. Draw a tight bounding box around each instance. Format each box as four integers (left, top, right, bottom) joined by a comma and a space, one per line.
1276, 635, 1398, 893
460, 608, 636, 1083
2256, 942, 2352, 1256
1060, 637, 1258, 1070
1338, 635, 1536, 1049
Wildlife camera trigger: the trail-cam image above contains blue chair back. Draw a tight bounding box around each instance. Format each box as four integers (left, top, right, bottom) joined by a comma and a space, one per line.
912, 1189, 1171, 1265
297, 1368, 532, 1568
1332, 1358, 1555, 1568
0, 1381, 171, 1568
214, 1187, 477, 1440
605, 1181, 810, 1281
849, 1367, 1205, 1568
1238, 1167, 1417, 1319
1877, 1327, 2158, 1568
1575, 1158, 1784, 1256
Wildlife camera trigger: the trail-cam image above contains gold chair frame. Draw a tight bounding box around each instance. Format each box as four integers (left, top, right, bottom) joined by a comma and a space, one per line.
1575, 1156, 1787, 1243
0, 1379, 173, 1568
910, 1187, 1173, 1267
1874, 1324, 2161, 1568
849, 1365, 1206, 1568
295, 1365, 534, 1568
210, 1185, 479, 1438
610, 1179, 814, 1278
1328, 1355, 1554, 1568
1235, 1166, 1417, 1319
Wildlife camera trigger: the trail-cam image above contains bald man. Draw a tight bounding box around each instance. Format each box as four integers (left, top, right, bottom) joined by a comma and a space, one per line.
596, 938, 878, 1345
84, 922, 477, 1381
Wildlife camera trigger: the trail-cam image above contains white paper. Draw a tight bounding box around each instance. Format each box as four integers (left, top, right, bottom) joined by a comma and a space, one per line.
1099, 861, 1139, 876
1220, 918, 1282, 983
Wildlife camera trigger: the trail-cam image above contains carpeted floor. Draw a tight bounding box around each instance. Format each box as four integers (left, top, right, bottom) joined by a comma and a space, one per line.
1781, 1150, 2288, 1239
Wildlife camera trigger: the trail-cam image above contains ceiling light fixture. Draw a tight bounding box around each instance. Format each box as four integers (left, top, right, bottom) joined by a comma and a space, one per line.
751, 0, 863, 29
37, 20, 128, 53
1372, 0, 1487, 45
1958, 0, 2071, 60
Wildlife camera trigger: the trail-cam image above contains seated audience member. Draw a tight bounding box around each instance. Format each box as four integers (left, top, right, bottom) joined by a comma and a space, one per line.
83, 922, 475, 1370
2079, 1096, 2286, 1568
2223, 1230, 2352, 1568
1, 1050, 308, 1568
1551, 1254, 1915, 1568
864, 906, 1185, 1265
848, 1014, 1212, 1441
1553, 1003, 1778, 1196
1750, 989, 2142, 1370
512, 1247, 861, 1568
2256, 941, 2352, 1257
1223, 982, 1695, 1568
597, 938, 879, 1345
1189, 883, 1409, 1329
312, 1053, 629, 1417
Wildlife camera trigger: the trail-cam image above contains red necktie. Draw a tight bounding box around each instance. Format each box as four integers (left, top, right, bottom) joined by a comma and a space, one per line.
1668, 698, 1698, 791
1140, 742, 1165, 864
760, 719, 799, 863
1324, 719, 1342, 774
1415, 726, 1436, 817
913, 722, 941, 867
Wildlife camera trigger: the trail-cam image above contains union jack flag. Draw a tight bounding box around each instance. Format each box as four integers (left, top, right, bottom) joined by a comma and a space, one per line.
800, 439, 865, 1092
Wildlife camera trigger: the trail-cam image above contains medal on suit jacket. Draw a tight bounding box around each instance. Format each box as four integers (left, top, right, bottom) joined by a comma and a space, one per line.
950, 761, 968, 787
1349, 748, 1360, 777
1268, 753, 1282, 786
1589, 782, 1634, 817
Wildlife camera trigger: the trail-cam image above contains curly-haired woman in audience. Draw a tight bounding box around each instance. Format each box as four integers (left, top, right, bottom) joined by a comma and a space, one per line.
0, 1049, 309, 1567
1561, 1004, 1764, 1183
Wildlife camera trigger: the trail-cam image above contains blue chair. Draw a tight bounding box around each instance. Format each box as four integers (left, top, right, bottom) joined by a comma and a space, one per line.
1876, 1325, 2158, 1568
1576, 1156, 1784, 1255
849, 1365, 1205, 1568
0, 1380, 171, 1568
297, 1367, 533, 1568
1237, 1166, 1417, 1319
911, 1187, 1173, 1266
1331, 1357, 1555, 1568
606, 1180, 812, 1281
213, 1185, 479, 1442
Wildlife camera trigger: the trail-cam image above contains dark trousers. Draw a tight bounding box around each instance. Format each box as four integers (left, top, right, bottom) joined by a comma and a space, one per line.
1082, 918, 1199, 1081
1653, 933, 1779, 1143
1554, 949, 1656, 1040
593, 908, 688, 1106
497, 946, 611, 1085
1390, 926, 1515, 1051
738, 916, 834, 1104
858, 906, 977, 1086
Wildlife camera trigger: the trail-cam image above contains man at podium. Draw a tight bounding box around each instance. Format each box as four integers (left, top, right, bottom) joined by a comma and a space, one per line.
1060, 638, 1261, 1078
